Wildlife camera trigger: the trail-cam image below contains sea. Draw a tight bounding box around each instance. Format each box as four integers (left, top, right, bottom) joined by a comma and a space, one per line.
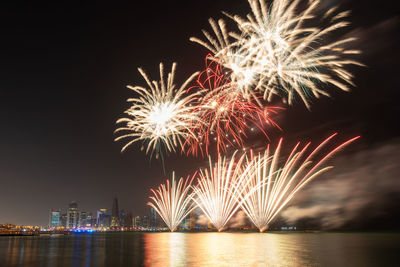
0, 232, 399, 266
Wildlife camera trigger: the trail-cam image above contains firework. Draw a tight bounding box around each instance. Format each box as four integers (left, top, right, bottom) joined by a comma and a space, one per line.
148, 172, 196, 232
191, 0, 364, 108
238, 133, 360, 232
190, 19, 258, 100
184, 55, 282, 156
192, 152, 249, 231
115, 63, 200, 159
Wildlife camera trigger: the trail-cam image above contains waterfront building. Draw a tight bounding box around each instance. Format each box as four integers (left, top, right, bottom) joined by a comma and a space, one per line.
97, 209, 111, 228
133, 216, 142, 228
110, 197, 120, 229
86, 212, 93, 228
79, 211, 93, 228
119, 209, 126, 228
49, 210, 61, 228
60, 213, 67, 228
180, 213, 190, 230
149, 207, 159, 229
67, 201, 79, 229
80, 211, 87, 228
142, 215, 149, 229
124, 212, 133, 229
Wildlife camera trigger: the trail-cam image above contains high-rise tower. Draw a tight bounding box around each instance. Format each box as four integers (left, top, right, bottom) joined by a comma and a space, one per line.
66, 201, 79, 229
49, 209, 61, 228
110, 197, 120, 228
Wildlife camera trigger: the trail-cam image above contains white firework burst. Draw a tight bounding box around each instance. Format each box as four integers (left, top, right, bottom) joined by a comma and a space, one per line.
115, 62, 200, 159
191, 0, 364, 109
237, 134, 360, 232
192, 152, 249, 231
148, 172, 195, 232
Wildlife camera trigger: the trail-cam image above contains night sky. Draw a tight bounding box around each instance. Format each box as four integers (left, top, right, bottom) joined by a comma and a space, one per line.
0, 0, 399, 228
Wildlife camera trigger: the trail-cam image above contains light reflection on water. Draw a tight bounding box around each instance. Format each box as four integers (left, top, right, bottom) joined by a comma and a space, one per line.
144, 233, 315, 266
0, 232, 399, 267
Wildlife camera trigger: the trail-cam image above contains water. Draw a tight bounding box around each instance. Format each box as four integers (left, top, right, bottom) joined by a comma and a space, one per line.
0, 232, 398, 267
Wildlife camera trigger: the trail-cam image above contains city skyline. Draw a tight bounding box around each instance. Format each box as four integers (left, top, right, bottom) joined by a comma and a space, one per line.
47, 198, 135, 229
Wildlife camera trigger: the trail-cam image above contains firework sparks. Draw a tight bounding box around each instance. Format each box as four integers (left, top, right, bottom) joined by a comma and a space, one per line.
238, 133, 360, 232
115, 63, 200, 159
183, 54, 282, 156
192, 152, 249, 231
191, 0, 364, 108
148, 172, 196, 232
190, 19, 258, 100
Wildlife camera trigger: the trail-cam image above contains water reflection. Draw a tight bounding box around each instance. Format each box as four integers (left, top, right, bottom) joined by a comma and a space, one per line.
143, 232, 400, 267
144, 233, 317, 266
144, 233, 186, 266
0, 232, 399, 266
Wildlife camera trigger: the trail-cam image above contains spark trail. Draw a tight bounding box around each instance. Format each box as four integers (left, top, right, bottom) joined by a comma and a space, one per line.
238, 133, 360, 232
148, 172, 196, 232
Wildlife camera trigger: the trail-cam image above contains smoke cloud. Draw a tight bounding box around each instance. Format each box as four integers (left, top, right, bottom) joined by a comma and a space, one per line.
229, 210, 247, 228
196, 214, 209, 226
281, 139, 400, 229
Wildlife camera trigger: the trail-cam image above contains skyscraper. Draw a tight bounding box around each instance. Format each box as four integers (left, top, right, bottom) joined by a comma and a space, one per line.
86, 212, 93, 228
60, 213, 67, 228
142, 215, 149, 229
110, 197, 120, 229
124, 212, 133, 229
119, 209, 126, 228
67, 201, 79, 229
149, 207, 159, 229
133, 216, 141, 228
97, 209, 111, 228
49, 210, 61, 228
78, 211, 93, 228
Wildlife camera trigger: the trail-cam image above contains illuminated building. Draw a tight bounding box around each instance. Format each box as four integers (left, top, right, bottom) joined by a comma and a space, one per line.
60, 213, 67, 228
79, 211, 93, 228
119, 209, 126, 228
67, 201, 79, 229
49, 209, 61, 228
123, 211, 133, 229
97, 209, 111, 228
180, 215, 190, 230
86, 212, 93, 228
178, 207, 190, 230
149, 207, 160, 229
80, 211, 88, 228
142, 215, 149, 229
189, 209, 200, 230
110, 197, 120, 229
133, 216, 141, 228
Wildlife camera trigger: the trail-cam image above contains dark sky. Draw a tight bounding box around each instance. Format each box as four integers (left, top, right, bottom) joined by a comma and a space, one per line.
0, 0, 399, 227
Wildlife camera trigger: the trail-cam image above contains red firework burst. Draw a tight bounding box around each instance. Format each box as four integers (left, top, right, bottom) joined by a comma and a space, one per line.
183, 54, 282, 156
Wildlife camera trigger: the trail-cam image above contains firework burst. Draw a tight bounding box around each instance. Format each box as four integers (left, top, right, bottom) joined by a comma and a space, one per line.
238, 133, 360, 232
192, 152, 249, 231
191, 0, 364, 109
190, 19, 258, 100
183, 54, 282, 156
148, 172, 196, 232
115, 63, 200, 159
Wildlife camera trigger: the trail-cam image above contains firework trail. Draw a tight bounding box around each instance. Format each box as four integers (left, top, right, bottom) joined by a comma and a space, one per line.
190, 19, 258, 101
148, 172, 196, 232
238, 133, 360, 232
191, 0, 364, 109
183, 54, 282, 156
115, 63, 201, 160
192, 152, 251, 231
